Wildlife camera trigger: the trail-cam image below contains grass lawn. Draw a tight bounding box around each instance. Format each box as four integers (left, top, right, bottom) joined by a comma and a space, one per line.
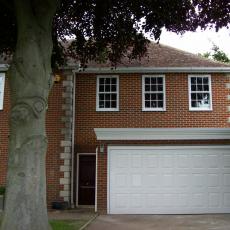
0, 216, 89, 230
50, 220, 88, 230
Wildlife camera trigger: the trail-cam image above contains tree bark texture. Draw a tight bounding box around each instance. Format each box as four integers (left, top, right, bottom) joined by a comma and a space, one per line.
0, 1, 58, 230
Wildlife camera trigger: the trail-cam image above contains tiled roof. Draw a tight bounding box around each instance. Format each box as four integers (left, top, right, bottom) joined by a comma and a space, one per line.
85, 42, 230, 68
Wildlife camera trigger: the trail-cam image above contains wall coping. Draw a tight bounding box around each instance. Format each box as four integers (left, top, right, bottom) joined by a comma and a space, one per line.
94, 128, 230, 140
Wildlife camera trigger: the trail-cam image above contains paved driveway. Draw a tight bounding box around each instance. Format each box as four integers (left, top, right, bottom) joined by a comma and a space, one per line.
86, 214, 230, 230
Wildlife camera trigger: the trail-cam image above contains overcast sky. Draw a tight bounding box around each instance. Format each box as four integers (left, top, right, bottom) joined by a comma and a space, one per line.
156, 27, 230, 56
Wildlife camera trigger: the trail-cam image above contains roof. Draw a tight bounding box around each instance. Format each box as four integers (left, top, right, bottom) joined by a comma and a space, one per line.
84, 42, 230, 68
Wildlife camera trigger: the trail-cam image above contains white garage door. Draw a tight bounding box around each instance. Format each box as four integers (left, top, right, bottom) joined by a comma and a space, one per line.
108, 146, 230, 214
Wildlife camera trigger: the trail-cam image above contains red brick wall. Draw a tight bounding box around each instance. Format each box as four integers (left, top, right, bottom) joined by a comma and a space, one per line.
75, 73, 230, 151
74, 73, 230, 213
0, 78, 65, 207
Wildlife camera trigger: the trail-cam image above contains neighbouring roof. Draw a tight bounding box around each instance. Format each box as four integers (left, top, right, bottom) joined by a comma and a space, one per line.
83, 42, 230, 68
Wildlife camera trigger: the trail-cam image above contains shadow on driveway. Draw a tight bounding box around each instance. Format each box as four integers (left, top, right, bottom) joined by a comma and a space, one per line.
86, 214, 230, 230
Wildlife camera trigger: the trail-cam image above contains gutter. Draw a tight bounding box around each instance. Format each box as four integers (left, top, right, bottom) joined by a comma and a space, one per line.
73, 66, 230, 74
70, 71, 76, 208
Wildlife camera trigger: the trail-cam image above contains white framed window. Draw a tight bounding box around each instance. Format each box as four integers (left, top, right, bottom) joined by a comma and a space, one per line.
0, 73, 5, 110
142, 75, 166, 111
96, 75, 119, 111
188, 75, 212, 111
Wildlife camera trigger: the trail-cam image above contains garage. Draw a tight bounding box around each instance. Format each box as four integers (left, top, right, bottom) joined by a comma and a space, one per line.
108, 146, 230, 214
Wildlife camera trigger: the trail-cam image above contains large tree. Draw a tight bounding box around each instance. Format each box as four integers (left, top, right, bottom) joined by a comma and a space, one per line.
0, 0, 229, 230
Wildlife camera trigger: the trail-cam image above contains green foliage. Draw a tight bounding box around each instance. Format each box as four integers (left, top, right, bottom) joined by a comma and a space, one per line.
0, 187, 5, 196
0, 0, 229, 67
212, 45, 230, 63
49, 220, 86, 230
200, 44, 230, 63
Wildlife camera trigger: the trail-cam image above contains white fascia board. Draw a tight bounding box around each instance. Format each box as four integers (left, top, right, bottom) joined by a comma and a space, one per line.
0, 64, 9, 72
94, 128, 230, 140
74, 67, 230, 74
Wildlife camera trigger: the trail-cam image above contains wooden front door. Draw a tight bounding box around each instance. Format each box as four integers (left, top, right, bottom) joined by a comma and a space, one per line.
78, 155, 96, 205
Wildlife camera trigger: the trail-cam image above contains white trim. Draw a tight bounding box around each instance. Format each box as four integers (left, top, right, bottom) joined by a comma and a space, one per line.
107, 148, 111, 214
0, 73, 5, 110
142, 75, 166, 111
107, 145, 230, 214
96, 75, 119, 112
95, 148, 98, 212
94, 128, 230, 140
70, 72, 76, 208
0, 64, 9, 72
74, 67, 230, 74
76, 153, 96, 207
188, 74, 213, 111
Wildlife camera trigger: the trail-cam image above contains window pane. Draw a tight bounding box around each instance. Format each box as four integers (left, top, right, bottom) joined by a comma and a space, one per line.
99, 101, 104, 108
145, 93, 150, 100
145, 101, 150, 108
145, 78, 150, 84
111, 101, 117, 108
151, 94, 156, 100
111, 85, 116, 91
151, 101, 157, 108
145, 85, 150, 91
105, 101, 110, 108
111, 78, 116, 84
105, 94, 110, 100
99, 78, 105, 85
203, 77, 209, 84
105, 78, 111, 84
197, 93, 203, 100
151, 78, 156, 84
158, 93, 163, 100
191, 101, 197, 107
105, 85, 110, 92
158, 101, 163, 108
191, 93, 197, 100
158, 85, 163, 91
157, 77, 163, 84
197, 78, 202, 84
191, 77, 196, 84
191, 85, 196, 91
111, 93, 116, 101
203, 85, 209, 91
151, 85, 157, 91
99, 94, 104, 101
197, 84, 202, 91
99, 85, 104, 92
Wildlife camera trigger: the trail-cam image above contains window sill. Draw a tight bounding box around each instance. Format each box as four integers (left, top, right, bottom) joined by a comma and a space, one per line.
142, 108, 166, 112
96, 108, 119, 112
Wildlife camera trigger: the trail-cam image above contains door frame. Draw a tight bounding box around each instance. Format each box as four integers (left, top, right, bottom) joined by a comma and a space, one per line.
76, 152, 97, 207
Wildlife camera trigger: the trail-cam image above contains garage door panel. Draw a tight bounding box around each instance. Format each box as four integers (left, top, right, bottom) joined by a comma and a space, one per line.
108, 146, 230, 214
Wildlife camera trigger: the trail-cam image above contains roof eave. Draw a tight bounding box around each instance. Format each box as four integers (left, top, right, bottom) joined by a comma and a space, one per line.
72, 66, 230, 74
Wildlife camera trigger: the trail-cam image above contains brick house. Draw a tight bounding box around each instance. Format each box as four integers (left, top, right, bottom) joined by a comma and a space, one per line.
1, 43, 230, 214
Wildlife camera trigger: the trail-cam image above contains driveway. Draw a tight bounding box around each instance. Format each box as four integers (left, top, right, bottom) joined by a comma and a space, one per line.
86, 214, 230, 230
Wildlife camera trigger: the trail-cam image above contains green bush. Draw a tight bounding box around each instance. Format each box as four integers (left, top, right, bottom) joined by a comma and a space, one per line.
0, 187, 5, 195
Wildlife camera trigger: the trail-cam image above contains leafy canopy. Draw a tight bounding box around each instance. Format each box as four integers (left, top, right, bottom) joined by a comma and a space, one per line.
201, 44, 230, 63
0, 0, 229, 67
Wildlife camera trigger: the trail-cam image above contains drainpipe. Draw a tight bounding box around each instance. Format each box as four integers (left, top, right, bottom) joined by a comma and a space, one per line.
70, 71, 76, 208
95, 147, 98, 212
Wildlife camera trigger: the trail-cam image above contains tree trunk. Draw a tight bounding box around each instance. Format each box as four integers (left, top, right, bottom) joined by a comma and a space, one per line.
0, 1, 58, 230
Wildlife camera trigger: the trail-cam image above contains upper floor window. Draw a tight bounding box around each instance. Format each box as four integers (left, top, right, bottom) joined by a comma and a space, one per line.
142, 75, 166, 111
0, 73, 5, 110
188, 75, 212, 111
96, 75, 119, 111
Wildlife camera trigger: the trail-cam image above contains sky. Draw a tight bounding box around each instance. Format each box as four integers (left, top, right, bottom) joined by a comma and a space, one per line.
155, 27, 230, 57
